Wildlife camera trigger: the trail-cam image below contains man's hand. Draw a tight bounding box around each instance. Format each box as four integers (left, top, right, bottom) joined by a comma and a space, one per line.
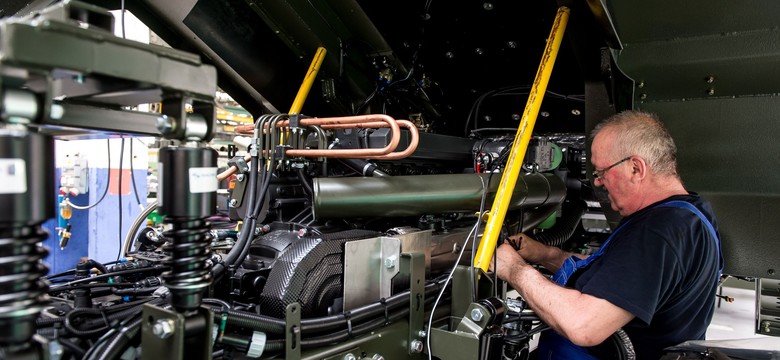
490, 243, 528, 282
507, 233, 549, 264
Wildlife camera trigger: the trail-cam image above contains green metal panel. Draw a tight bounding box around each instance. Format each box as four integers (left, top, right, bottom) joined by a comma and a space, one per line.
605, 0, 780, 279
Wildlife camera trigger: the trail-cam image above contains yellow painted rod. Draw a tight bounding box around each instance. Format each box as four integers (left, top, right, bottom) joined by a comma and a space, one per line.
289, 46, 327, 115
473, 7, 570, 272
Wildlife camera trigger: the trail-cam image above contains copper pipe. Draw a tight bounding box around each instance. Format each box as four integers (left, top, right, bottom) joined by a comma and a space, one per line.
218, 115, 413, 180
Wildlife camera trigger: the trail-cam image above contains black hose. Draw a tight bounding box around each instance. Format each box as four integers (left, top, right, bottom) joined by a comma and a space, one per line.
206, 281, 444, 335
296, 167, 314, 198
63, 299, 154, 336
112, 286, 158, 296
59, 338, 87, 358
90, 316, 143, 360
534, 200, 586, 247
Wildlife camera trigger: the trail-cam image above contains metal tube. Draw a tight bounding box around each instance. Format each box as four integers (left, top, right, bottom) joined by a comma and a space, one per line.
312, 173, 565, 219
473, 6, 570, 272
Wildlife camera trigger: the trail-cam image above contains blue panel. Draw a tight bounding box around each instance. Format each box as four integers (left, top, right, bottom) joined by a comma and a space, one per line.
43, 167, 147, 275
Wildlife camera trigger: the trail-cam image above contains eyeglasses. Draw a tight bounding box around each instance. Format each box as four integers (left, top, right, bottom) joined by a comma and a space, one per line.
592, 156, 632, 181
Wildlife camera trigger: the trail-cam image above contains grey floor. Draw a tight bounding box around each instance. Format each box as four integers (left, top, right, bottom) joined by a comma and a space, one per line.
705, 284, 780, 349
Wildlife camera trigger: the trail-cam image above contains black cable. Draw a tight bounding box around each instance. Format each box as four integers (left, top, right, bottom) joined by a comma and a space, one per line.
65, 140, 111, 210
48, 267, 167, 291
129, 138, 142, 206
117, 138, 125, 261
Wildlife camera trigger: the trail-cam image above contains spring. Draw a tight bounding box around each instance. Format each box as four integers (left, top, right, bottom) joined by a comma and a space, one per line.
0, 226, 49, 348
161, 217, 213, 312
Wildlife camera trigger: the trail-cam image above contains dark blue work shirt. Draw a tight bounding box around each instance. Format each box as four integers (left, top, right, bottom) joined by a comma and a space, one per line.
570, 194, 721, 359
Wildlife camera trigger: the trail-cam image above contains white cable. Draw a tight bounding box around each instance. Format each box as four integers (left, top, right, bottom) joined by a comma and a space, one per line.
426, 220, 479, 360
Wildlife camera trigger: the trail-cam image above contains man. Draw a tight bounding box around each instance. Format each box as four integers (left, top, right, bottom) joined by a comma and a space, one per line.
492, 110, 722, 359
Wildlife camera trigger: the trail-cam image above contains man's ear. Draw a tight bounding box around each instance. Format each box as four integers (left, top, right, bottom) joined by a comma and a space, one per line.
631, 156, 648, 180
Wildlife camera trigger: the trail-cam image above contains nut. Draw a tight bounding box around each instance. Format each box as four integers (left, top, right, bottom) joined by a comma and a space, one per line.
152, 319, 175, 339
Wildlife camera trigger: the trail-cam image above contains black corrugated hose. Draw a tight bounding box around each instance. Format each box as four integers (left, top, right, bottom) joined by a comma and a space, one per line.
534, 200, 586, 247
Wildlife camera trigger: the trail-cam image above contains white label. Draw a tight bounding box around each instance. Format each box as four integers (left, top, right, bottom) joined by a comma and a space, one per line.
0, 159, 27, 194
189, 167, 218, 193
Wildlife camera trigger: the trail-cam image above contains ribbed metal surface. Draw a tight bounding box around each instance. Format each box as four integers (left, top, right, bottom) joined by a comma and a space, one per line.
259, 230, 379, 317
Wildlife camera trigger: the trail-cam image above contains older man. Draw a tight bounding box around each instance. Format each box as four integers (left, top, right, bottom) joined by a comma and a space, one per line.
493, 110, 723, 359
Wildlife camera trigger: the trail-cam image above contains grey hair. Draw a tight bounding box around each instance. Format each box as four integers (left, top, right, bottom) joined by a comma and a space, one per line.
591, 110, 679, 176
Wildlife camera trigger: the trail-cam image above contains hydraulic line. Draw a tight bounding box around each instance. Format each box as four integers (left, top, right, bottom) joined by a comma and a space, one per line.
474, 6, 570, 272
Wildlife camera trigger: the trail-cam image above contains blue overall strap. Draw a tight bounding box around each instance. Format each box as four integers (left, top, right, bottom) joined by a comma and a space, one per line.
552, 220, 631, 286
655, 200, 723, 279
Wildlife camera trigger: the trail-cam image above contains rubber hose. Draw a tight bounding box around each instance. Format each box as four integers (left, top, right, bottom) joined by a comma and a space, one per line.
91, 316, 142, 360
296, 167, 314, 198
36, 316, 63, 327
535, 200, 586, 246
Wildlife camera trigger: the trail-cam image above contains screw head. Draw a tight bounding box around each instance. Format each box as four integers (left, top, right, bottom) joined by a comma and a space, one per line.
384, 255, 397, 269
236, 174, 245, 182
229, 199, 238, 207
470, 308, 484, 322
152, 319, 175, 339
156, 115, 174, 134
418, 330, 427, 338
343, 354, 357, 360
410, 339, 424, 353
372, 355, 385, 360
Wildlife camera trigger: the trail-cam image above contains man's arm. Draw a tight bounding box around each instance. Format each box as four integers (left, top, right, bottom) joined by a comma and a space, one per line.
508, 234, 587, 273
494, 243, 634, 346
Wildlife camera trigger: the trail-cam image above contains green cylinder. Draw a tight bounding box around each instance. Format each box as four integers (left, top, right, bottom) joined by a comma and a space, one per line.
313, 173, 566, 219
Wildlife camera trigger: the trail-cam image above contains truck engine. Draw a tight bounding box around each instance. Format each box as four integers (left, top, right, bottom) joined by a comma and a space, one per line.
1, 0, 778, 359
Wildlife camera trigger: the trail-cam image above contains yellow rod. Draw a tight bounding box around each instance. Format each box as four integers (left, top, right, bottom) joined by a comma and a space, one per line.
289, 46, 327, 115
473, 7, 570, 272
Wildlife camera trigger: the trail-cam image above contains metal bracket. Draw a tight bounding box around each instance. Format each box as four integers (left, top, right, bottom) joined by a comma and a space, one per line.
285, 303, 302, 359
401, 252, 425, 357
141, 304, 213, 360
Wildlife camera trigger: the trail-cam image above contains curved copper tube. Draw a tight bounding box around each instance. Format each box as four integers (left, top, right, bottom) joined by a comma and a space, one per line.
316, 119, 419, 160
217, 115, 416, 180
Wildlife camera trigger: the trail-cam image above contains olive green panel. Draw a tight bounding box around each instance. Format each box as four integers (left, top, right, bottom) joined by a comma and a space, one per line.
638, 97, 780, 280
619, 29, 780, 101
606, 0, 780, 44
640, 97, 780, 195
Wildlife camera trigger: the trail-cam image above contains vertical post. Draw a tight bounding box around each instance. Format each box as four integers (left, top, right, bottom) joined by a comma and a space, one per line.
473, 7, 570, 272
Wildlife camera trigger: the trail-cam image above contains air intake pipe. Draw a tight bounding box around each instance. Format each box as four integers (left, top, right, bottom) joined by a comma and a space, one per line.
313, 173, 565, 219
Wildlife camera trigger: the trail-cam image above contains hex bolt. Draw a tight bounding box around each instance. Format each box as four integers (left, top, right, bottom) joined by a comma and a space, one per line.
384, 255, 397, 269
152, 319, 175, 339
229, 199, 238, 207
762, 320, 771, 333
236, 174, 245, 182
470, 308, 484, 322
707, 88, 715, 96
372, 354, 385, 360
343, 354, 357, 360
418, 329, 428, 338
410, 339, 424, 353
156, 115, 174, 135
706, 75, 715, 83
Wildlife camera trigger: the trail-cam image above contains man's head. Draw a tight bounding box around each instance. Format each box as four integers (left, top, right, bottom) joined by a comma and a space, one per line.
590, 111, 683, 216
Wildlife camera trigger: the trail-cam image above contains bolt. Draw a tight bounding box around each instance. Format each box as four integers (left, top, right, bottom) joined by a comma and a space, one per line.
236, 174, 245, 182
470, 308, 484, 322
511, 113, 521, 121
418, 330, 427, 338
410, 339, 424, 353
152, 319, 175, 339
638, 81, 645, 88
229, 199, 238, 207
706, 75, 715, 83
762, 320, 771, 333
640, 93, 648, 100
261, 224, 271, 233
707, 88, 715, 96
298, 228, 309, 237
474, 47, 484, 55
571, 109, 581, 116
372, 355, 385, 360
384, 255, 397, 269
483, 2, 494, 10
540, 111, 550, 117
768, 268, 775, 275
507, 41, 517, 49
156, 115, 174, 135
483, 115, 492, 122
343, 354, 357, 360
